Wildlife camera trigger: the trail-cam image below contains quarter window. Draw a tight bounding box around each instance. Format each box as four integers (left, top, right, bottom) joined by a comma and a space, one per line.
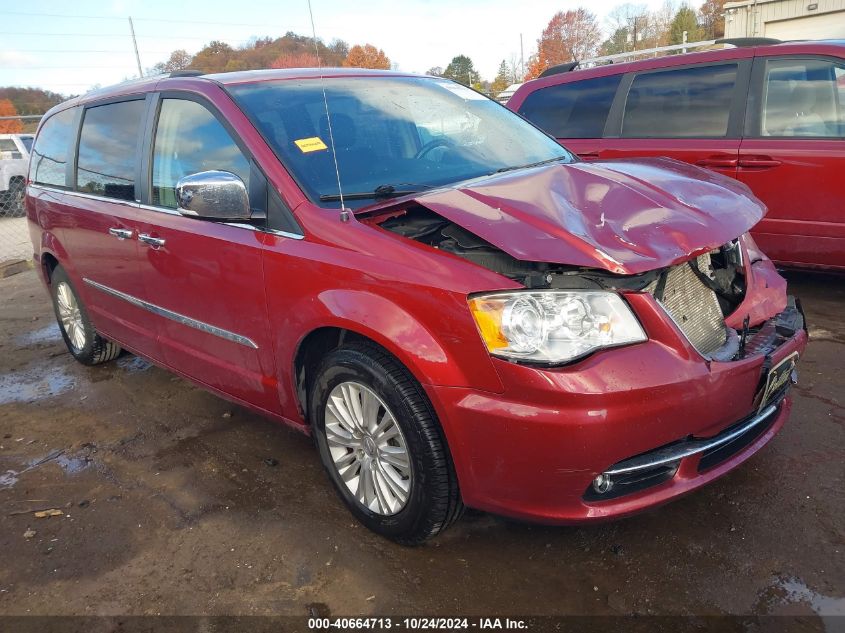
29, 107, 77, 187
76, 100, 145, 201
622, 64, 738, 138
518, 74, 622, 138
151, 99, 250, 208
760, 58, 845, 138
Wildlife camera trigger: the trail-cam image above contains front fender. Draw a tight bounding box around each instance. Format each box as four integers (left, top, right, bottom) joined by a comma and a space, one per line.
303, 289, 503, 392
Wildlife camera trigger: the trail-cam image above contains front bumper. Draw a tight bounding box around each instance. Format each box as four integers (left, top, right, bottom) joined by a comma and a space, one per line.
428, 295, 807, 524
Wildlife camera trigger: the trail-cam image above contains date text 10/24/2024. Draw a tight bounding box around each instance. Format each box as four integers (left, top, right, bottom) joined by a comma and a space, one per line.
308, 618, 529, 630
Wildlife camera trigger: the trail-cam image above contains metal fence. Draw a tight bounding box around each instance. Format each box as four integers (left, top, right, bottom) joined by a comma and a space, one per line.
1, 115, 38, 267
0, 180, 32, 267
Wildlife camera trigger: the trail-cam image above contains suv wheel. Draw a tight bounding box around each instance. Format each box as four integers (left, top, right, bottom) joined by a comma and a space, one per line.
310, 342, 463, 544
50, 266, 121, 365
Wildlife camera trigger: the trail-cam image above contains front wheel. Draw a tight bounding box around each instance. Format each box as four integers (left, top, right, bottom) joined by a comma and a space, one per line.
310, 342, 463, 544
50, 266, 121, 365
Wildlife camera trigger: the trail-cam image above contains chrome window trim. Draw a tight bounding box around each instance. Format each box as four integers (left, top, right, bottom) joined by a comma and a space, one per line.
28, 183, 139, 209
28, 184, 305, 239
83, 278, 259, 349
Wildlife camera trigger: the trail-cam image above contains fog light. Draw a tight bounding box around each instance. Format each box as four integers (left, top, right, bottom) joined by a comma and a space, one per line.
592, 473, 613, 494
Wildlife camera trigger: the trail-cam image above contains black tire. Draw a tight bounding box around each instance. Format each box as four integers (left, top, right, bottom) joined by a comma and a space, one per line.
50, 265, 121, 366
310, 342, 464, 545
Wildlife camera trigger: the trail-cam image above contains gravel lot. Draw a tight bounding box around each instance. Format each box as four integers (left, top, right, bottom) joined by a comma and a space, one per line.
0, 268, 842, 622
0, 216, 32, 264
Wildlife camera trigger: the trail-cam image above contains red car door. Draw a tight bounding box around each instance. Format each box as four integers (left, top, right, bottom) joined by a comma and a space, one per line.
135, 96, 280, 413
595, 56, 753, 182
56, 98, 161, 361
738, 54, 845, 270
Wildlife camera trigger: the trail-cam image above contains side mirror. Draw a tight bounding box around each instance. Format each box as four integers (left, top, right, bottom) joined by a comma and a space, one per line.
175, 170, 251, 220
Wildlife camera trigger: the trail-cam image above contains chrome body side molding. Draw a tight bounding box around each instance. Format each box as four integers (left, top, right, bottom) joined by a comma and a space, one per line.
83, 278, 259, 349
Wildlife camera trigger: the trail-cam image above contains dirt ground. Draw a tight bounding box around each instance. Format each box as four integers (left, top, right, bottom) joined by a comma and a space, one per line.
0, 268, 842, 621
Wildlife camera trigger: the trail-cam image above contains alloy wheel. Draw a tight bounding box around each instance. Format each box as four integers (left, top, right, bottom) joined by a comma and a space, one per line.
324, 381, 412, 515
56, 281, 86, 351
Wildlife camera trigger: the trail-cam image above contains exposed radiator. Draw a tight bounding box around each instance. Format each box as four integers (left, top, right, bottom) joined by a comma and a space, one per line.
651, 254, 729, 357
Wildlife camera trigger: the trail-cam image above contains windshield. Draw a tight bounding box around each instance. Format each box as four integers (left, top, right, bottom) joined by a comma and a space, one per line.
20, 136, 33, 153
228, 76, 573, 208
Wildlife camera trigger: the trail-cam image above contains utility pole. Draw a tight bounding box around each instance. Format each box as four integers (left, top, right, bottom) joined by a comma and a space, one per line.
128, 17, 143, 78
682, 30, 688, 54
519, 33, 524, 81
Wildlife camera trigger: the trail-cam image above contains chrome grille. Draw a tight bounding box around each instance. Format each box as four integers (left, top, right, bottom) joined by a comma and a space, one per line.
652, 254, 728, 357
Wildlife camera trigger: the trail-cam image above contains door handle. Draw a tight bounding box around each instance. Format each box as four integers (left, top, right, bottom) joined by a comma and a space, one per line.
738, 157, 782, 169
579, 151, 601, 160
696, 157, 738, 169
138, 233, 165, 249
108, 227, 134, 240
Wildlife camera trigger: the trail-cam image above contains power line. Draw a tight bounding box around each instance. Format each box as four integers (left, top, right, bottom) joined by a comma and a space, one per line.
0, 10, 288, 28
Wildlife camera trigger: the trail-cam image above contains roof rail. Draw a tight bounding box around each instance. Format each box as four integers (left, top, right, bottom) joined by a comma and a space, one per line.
538, 62, 580, 78
169, 70, 204, 78
715, 37, 781, 47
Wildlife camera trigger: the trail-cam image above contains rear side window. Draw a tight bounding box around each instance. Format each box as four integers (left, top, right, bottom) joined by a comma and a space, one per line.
29, 108, 77, 187
518, 74, 622, 138
76, 100, 145, 201
0, 139, 16, 152
151, 99, 250, 208
759, 58, 845, 137
622, 64, 738, 138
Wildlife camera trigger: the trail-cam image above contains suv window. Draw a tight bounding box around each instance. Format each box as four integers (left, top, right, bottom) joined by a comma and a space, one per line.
76, 100, 145, 201
760, 58, 845, 137
152, 99, 251, 208
622, 64, 738, 138
517, 74, 622, 138
29, 108, 77, 188
0, 139, 16, 152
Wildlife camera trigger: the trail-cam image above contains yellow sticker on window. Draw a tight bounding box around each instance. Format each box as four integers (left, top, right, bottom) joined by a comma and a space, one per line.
294, 137, 329, 153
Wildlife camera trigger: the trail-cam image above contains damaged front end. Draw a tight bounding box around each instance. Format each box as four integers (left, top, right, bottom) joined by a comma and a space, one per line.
370, 203, 803, 365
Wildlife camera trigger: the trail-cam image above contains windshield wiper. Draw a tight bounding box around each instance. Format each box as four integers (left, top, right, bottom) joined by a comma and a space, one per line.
494, 156, 570, 174
319, 183, 433, 202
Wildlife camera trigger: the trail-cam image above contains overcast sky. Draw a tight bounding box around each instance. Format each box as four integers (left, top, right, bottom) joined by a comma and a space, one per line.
0, 0, 668, 95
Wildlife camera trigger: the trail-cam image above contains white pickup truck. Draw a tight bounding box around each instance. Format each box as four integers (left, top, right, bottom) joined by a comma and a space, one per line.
1, 133, 33, 218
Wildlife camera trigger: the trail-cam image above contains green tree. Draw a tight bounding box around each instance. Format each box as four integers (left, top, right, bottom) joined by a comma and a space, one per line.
490, 60, 511, 96
443, 55, 477, 86
601, 27, 631, 55
668, 7, 702, 45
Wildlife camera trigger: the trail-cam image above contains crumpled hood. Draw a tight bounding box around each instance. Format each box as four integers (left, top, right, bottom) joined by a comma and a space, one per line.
402, 157, 765, 275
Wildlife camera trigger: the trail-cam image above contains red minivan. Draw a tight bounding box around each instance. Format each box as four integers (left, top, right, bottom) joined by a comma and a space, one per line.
26, 69, 806, 543
508, 39, 845, 271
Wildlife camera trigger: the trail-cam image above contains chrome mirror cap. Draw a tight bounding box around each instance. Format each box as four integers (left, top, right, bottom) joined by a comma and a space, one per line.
175, 170, 251, 220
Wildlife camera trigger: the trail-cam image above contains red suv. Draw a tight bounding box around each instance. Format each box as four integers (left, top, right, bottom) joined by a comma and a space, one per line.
26, 69, 806, 543
508, 39, 845, 271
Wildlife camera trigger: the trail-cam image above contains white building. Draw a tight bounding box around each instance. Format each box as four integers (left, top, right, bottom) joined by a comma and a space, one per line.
724, 0, 845, 40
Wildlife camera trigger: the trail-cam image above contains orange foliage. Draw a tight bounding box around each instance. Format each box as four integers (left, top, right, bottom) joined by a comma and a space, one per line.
343, 44, 391, 70
526, 9, 602, 80
0, 99, 23, 133
270, 51, 321, 69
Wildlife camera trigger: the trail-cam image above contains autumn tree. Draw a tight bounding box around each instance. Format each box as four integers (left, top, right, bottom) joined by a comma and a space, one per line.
526, 9, 602, 80
699, 0, 727, 38
189, 41, 234, 73
271, 51, 320, 68
442, 55, 477, 86
343, 44, 390, 69
151, 49, 192, 74
668, 6, 703, 45
0, 99, 23, 133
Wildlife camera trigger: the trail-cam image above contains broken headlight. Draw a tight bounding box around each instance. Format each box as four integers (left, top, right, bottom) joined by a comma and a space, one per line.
468, 291, 647, 364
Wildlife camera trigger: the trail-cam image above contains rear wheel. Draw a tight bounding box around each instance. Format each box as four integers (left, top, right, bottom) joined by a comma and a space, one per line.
310, 342, 463, 544
50, 266, 121, 365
